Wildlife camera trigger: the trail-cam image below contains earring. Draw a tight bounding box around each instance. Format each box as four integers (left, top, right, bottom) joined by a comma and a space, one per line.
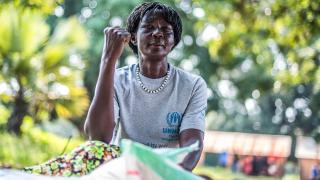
131, 36, 137, 45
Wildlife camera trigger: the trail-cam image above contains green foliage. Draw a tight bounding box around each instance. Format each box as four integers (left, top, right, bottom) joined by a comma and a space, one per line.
185, 0, 320, 137
0, 4, 49, 87
0, 117, 84, 168
0, 0, 62, 14
0, 2, 90, 132
0, 105, 10, 130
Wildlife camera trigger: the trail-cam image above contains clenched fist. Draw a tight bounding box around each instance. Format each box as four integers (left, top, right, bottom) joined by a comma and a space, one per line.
102, 27, 131, 63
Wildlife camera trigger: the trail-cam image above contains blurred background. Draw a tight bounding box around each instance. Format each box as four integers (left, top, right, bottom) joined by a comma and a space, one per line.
0, 0, 319, 179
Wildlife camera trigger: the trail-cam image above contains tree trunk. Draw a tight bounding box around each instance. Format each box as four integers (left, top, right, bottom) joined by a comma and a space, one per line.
7, 89, 28, 134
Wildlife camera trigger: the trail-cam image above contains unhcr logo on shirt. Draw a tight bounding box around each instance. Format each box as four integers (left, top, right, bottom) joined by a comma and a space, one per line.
166, 112, 182, 126
162, 112, 181, 141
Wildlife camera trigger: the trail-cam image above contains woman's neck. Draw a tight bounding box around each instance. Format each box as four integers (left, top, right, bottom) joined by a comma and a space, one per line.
138, 57, 168, 79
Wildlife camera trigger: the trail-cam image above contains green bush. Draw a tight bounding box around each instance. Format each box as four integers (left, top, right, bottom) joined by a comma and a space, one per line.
0, 117, 84, 168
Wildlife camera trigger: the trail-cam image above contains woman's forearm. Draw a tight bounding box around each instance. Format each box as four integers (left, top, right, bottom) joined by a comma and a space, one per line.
179, 129, 204, 171
84, 59, 117, 143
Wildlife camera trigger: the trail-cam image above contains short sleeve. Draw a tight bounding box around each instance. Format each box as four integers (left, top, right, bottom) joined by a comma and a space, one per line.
113, 92, 120, 122
110, 92, 121, 145
180, 77, 207, 133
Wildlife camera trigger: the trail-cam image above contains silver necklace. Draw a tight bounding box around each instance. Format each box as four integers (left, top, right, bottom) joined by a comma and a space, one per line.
136, 64, 170, 94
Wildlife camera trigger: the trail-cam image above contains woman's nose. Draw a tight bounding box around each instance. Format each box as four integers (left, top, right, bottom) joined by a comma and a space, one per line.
152, 28, 163, 38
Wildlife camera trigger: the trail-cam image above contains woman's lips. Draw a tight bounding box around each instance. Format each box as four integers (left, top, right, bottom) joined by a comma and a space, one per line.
149, 43, 164, 47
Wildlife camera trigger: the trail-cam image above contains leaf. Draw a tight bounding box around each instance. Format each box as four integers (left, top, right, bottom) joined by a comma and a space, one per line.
49, 17, 89, 50
0, 4, 49, 58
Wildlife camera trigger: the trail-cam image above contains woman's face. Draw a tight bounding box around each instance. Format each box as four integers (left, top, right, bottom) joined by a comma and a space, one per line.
134, 13, 175, 59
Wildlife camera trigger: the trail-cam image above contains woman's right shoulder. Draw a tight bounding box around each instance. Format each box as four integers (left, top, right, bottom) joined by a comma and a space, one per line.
115, 64, 136, 77
115, 64, 137, 87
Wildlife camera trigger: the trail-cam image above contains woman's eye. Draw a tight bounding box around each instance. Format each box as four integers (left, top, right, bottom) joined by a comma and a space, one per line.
163, 29, 173, 34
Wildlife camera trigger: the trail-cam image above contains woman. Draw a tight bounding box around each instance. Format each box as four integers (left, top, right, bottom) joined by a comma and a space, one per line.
25, 2, 207, 176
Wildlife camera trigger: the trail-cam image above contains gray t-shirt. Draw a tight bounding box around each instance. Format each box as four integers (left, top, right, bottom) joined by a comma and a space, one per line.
112, 63, 207, 148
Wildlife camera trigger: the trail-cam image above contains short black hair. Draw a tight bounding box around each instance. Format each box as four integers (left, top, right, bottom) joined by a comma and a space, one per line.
126, 2, 182, 55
